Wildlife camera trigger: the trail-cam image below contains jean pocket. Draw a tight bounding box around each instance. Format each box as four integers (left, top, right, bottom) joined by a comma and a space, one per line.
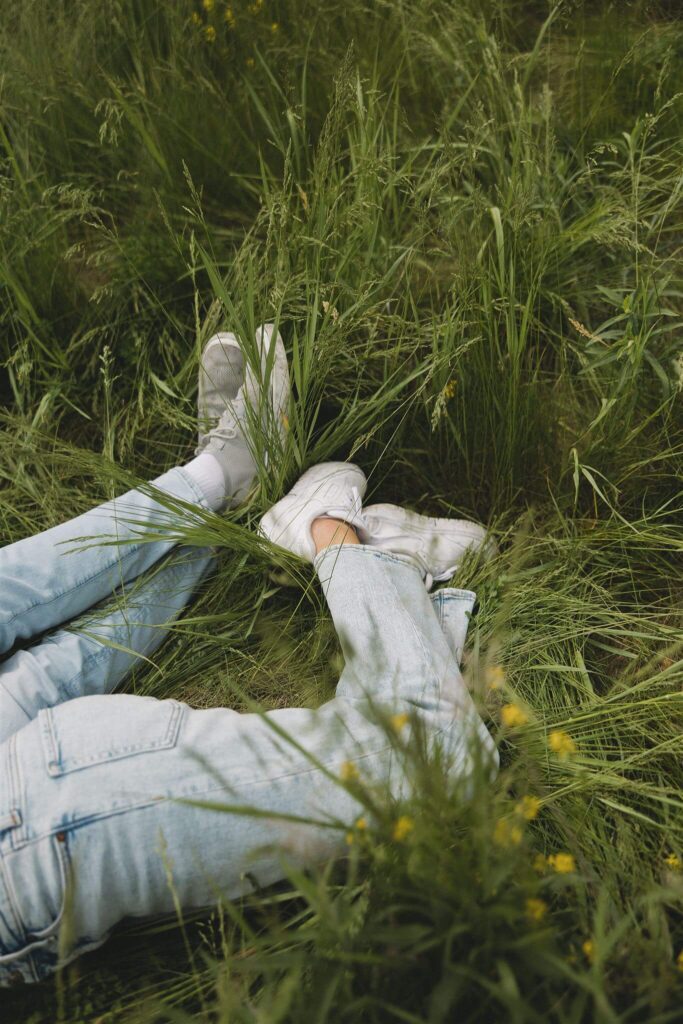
0, 829, 69, 970
39, 694, 185, 777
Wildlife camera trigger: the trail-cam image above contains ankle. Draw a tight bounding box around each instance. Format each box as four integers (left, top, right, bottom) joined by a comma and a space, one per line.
311, 517, 360, 553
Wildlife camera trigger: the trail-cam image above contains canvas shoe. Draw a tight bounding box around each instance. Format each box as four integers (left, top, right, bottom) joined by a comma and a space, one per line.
200, 323, 291, 505
362, 503, 495, 589
196, 332, 244, 454
260, 463, 367, 561
242, 322, 290, 467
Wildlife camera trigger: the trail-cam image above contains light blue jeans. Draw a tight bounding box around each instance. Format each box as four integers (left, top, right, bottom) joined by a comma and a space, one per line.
0, 467, 497, 985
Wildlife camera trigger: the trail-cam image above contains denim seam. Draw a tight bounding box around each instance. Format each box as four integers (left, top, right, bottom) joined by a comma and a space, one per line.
0, 855, 27, 963
0, 682, 32, 728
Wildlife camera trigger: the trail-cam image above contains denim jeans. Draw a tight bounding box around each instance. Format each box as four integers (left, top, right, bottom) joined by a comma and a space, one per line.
0, 468, 497, 985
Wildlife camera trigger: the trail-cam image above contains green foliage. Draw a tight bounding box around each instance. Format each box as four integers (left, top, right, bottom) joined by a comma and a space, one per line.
1, 0, 682, 1020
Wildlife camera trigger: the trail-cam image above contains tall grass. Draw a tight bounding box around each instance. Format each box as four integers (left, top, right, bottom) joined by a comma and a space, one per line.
1, 0, 682, 1020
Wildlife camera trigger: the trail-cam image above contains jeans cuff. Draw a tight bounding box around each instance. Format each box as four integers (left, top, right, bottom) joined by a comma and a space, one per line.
313, 543, 424, 576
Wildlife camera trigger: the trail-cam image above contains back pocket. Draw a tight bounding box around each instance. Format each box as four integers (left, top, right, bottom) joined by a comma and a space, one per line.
40, 694, 184, 777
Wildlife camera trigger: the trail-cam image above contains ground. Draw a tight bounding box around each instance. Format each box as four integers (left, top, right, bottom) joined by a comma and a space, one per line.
1, 1, 682, 1021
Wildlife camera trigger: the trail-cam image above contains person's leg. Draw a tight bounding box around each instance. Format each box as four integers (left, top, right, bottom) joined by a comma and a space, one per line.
0, 534, 496, 986
0, 546, 215, 744
0, 321, 291, 659
0, 465, 215, 657
428, 588, 476, 671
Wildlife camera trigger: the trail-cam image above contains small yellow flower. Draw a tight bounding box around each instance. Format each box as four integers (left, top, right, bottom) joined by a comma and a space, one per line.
582, 938, 594, 963
281, 411, 289, 431
393, 815, 414, 842
493, 819, 523, 847
339, 761, 359, 782
245, 56, 255, 68
501, 703, 529, 728
664, 853, 682, 871
548, 729, 577, 758
204, 24, 216, 42
443, 379, 457, 400
191, 11, 202, 25
345, 830, 354, 845
525, 898, 547, 923
224, 6, 235, 26
533, 852, 547, 873
356, 817, 368, 831
390, 712, 409, 732
547, 852, 575, 874
248, 0, 263, 11
677, 949, 683, 972
270, 21, 280, 33
516, 795, 541, 821
202, 0, 214, 10
486, 665, 505, 690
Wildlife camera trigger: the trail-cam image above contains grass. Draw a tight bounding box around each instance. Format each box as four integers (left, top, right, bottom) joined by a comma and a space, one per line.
1, 0, 682, 1020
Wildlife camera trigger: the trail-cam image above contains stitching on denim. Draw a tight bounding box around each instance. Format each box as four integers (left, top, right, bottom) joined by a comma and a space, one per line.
0, 683, 32, 733
45, 700, 184, 774
0, 854, 27, 956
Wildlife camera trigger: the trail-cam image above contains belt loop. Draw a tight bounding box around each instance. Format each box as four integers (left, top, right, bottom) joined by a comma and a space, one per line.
0, 810, 22, 833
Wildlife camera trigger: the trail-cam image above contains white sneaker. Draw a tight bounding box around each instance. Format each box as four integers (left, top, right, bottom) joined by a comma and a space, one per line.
200, 323, 291, 505
196, 332, 244, 453
260, 463, 367, 561
362, 503, 495, 588
243, 323, 290, 462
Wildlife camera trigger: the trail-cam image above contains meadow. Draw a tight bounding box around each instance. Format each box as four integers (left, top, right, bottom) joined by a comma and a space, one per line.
1, 0, 682, 1020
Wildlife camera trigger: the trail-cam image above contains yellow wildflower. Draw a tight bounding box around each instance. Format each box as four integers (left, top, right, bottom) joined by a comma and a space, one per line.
525, 898, 547, 923
533, 852, 547, 873
664, 853, 682, 871
493, 819, 523, 847
191, 11, 202, 25
677, 950, 683, 972
202, 0, 214, 9
270, 21, 280, 33
582, 938, 594, 963
356, 817, 368, 831
248, 0, 263, 11
245, 56, 255, 68
204, 25, 216, 42
548, 729, 577, 758
500, 703, 529, 728
345, 831, 354, 845
393, 815, 414, 842
339, 761, 359, 782
547, 852, 575, 874
224, 6, 235, 26
486, 665, 505, 690
516, 795, 541, 821
390, 712, 409, 732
